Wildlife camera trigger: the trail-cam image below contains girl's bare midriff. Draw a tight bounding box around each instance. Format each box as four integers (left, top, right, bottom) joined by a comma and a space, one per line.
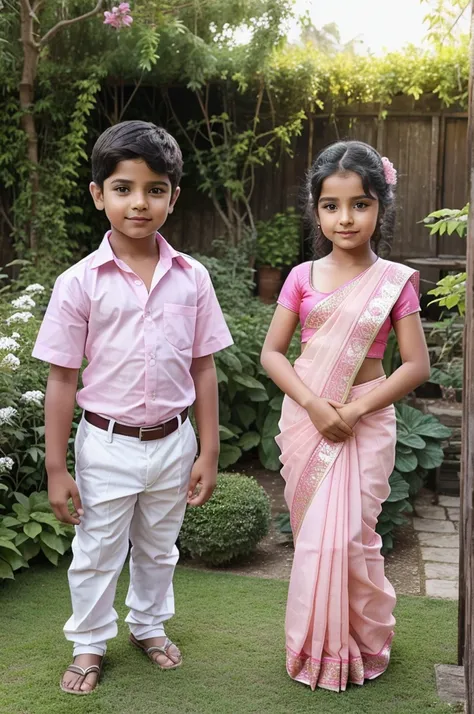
301, 344, 385, 386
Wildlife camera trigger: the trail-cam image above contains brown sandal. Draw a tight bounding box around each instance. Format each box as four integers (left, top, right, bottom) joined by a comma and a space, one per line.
60, 660, 102, 695
130, 633, 182, 670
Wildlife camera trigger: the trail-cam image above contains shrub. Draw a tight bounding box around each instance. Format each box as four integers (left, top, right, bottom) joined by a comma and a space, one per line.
215, 302, 300, 470
0, 491, 74, 580
255, 208, 301, 269
376, 402, 451, 552
179, 473, 271, 566
191, 243, 302, 471
0, 280, 50, 498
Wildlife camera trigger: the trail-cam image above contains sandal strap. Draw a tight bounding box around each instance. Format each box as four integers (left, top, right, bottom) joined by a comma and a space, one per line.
143, 637, 173, 656
66, 664, 100, 677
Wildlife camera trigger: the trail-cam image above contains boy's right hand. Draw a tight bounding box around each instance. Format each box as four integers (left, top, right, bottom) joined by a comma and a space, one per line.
47, 469, 84, 525
305, 396, 354, 443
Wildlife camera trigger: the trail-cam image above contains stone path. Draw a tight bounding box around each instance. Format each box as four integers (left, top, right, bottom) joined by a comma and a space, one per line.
413, 491, 460, 600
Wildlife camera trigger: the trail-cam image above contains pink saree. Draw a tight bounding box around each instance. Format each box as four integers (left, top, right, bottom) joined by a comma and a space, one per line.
276, 258, 419, 692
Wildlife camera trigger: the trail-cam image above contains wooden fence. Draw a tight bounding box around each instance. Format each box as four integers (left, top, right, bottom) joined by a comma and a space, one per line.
0, 96, 468, 273
165, 96, 468, 268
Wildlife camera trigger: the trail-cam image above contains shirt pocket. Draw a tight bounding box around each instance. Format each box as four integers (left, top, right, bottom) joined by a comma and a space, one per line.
163, 303, 197, 351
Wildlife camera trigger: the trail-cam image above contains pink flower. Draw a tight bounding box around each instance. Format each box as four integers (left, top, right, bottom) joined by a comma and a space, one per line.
381, 156, 397, 186
104, 3, 133, 29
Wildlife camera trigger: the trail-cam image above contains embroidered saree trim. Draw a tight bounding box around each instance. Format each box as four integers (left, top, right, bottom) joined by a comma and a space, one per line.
291, 263, 415, 537
286, 632, 394, 692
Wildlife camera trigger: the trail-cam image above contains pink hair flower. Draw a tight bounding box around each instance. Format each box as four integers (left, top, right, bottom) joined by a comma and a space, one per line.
104, 3, 133, 29
381, 156, 397, 186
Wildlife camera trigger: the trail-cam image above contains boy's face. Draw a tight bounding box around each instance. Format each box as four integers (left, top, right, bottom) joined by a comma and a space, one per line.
90, 159, 180, 242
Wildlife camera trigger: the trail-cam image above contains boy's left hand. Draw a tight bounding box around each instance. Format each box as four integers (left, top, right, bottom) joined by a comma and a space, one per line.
187, 454, 218, 507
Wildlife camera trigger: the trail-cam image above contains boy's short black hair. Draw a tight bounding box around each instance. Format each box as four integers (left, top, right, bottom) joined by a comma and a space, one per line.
91, 120, 183, 192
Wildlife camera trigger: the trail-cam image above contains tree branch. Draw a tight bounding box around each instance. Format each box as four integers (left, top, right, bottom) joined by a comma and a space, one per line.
0, 197, 14, 233
40, 0, 104, 47
118, 74, 144, 123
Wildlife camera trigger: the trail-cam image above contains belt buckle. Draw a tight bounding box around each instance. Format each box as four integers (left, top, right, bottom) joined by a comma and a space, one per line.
139, 424, 164, 441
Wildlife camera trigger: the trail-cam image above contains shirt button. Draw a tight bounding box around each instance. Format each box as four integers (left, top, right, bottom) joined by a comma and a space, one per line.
149, 359, 156, 366
151, 392, 156, 400
134, 280, 142, 286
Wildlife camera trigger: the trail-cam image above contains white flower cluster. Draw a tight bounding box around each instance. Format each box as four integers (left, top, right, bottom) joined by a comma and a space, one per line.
1, 354, 20, 371
0, 337, 20, 352
0, 456, 14, 473
0, 406, 17, 425
11, 332, 20, 339
11, 295, 36, 309
21, 390, 44, 406
6, 312, 34, 326
24, 284, 45, 294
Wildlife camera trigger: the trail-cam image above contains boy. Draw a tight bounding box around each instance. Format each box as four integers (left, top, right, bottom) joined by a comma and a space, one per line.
32, 120, 233, 695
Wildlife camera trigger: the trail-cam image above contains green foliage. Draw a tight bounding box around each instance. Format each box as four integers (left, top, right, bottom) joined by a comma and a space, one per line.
421, 0, 470, 49
0, 282, 51, 497
196, 243, 299, 471
428, 272, 467, 316
179, 472, 271, 566
215, 301, 299, 471
1, 0, 470, 267
377, 402, 451, 552
422, 205, 468, 316
430, 360, 463, 390
0, 491, 73, 580
270, 41, 469, 114
255, 208, 301, 268
429, 315, 464, 366
192, 238, 256, 313
179, 106, 305, 245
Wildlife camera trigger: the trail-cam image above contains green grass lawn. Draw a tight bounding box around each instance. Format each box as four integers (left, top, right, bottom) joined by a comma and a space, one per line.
0, 559, 460, 714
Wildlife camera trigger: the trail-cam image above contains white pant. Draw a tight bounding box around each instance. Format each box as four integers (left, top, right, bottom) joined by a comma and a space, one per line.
64, 414, 197, 656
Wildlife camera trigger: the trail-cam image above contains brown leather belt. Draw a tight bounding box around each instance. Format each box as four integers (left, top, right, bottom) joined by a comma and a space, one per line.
84, 407, 189, 442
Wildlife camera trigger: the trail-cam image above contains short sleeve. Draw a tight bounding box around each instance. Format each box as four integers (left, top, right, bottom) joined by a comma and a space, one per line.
277, 266, 302, 314
192, 268, 233, 358
391, 278, 420, 323
32, 274, 88, 368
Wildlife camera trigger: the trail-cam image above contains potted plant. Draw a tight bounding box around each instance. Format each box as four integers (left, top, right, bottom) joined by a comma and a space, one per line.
255, 208, 301, 303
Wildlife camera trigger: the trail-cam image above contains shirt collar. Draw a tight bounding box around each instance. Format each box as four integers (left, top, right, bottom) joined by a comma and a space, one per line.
90, 231, 192, 270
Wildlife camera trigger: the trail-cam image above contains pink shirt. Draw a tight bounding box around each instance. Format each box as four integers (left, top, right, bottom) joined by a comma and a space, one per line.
278, 261, 420, 359
33, 232, 233, 426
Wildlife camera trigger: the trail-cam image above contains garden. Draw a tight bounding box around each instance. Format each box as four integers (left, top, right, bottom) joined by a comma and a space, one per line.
0, 0, 469, 711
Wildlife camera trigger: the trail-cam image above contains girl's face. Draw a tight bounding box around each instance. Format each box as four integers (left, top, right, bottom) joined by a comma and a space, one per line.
316, 171, 379, 252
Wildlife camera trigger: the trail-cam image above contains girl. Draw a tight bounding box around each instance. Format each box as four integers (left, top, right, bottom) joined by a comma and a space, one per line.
260, 141, 430, 693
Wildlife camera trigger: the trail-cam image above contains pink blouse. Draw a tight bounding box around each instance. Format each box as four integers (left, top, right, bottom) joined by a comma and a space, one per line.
278, 261, 420, 359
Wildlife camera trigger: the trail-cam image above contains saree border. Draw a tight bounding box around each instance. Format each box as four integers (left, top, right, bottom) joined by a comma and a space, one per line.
290, 262, 417, 537
286, 631, 394, 692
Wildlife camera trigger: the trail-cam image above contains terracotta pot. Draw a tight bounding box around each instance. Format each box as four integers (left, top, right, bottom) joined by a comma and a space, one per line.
257, 265, 282, 304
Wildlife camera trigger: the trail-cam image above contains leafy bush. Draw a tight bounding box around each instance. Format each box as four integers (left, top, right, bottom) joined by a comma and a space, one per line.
192, 238, 256, 314
255, 208, 301, 269
195, 244, 300, 470
179, 473, 271, 566
422, 205, 467, 316
0, 280, 51, 497
215, 303, 300, 470
0, 491, 73, 580
0, 276, 76, 580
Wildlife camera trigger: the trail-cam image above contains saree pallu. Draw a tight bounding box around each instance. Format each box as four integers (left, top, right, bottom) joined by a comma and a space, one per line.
276, 259, 419, 693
